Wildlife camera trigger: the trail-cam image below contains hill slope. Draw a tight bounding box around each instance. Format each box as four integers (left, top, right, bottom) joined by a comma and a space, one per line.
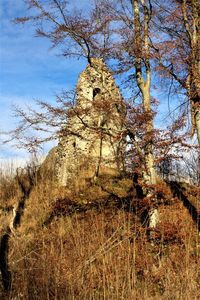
0, 172, 199, 299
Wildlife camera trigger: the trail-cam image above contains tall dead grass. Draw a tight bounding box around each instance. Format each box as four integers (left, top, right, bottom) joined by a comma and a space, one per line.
0, 166, 199, 300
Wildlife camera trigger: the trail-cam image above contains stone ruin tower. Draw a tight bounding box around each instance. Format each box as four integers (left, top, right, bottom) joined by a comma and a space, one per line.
56, 58, 126, 186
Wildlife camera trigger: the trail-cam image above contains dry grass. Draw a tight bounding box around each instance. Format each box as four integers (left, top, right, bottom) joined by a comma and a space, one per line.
0, 168, 199, 300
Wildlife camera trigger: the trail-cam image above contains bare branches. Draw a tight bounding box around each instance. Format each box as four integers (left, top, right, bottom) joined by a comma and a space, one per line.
14, 0, 98, 62
151, 0, 200, 145
4, 91, 75, 152
181, 0, 192, 44
10, 0, 198, 183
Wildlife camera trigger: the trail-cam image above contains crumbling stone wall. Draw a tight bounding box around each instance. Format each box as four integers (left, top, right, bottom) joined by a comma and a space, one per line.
56, 58, 126, 186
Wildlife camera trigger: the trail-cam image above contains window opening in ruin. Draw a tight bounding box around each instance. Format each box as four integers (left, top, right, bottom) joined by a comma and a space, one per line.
93, 88, 101, 99
73, 142, 76, 148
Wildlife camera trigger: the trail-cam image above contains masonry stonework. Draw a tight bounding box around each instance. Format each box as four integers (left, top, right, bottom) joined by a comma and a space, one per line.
55, 58, 126, 185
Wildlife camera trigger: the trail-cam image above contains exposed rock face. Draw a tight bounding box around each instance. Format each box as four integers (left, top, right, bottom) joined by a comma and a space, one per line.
56, 58, 126, 186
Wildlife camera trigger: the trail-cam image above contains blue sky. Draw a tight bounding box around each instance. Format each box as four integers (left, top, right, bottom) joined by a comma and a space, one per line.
0, 0, 87, 160
0, 0, 188, 163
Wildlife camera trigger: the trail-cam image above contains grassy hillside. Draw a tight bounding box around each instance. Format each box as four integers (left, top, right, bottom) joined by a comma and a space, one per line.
0, 167, 199, 299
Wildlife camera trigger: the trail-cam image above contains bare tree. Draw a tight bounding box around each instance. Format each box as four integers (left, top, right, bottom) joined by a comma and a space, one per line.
132, 0, 157, 185
90, 0, 158, 185
153, 0, 200, 146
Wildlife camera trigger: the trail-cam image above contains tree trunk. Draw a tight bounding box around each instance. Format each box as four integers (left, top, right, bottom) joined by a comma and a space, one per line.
194, 106, 200, 146
182, 0, 200, 146
143, 89, 157, 185
132, 0, 158, 230
132, 0, 157, 186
